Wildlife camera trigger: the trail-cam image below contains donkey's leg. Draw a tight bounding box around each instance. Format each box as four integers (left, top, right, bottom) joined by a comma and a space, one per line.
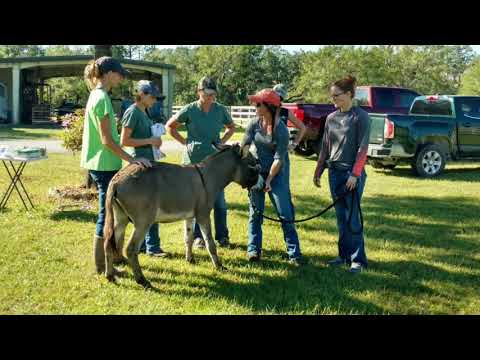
197, 215, 225, 270
126, 223, 152, 288
184, 218, 195, 264
112, 203, 129, 266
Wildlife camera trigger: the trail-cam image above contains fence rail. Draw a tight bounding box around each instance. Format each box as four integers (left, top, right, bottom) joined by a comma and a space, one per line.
172, 105, 256, 127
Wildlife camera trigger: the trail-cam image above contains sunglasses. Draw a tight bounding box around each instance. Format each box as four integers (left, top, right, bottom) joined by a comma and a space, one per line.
255, 103, 262, 108
331, 92, 345, 99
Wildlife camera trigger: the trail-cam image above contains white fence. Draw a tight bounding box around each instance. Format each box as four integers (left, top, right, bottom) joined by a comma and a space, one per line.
172, 105, 256, 127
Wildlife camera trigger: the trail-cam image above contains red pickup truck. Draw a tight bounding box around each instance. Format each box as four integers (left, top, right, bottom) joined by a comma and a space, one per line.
283, 86, 421, 156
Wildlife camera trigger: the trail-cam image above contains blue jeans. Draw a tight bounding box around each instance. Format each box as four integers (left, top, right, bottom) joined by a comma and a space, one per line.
328, 168, 367, 266
247, 172, 301, 259
140, 223, 162, 254
89, 170, 118, 237
193, 190, 229, 241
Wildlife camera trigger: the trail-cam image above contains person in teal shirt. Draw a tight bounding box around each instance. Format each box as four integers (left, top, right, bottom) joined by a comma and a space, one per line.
166, 76, 236, 249
120, 80, 167, 258
81, 56, 152, 274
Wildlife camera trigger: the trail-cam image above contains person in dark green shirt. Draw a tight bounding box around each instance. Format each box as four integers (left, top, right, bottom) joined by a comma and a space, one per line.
166, 76, 236, 249
120, 80, 167, 257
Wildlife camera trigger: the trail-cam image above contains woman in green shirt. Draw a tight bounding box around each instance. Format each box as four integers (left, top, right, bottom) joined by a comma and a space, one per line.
81, 56, 152, 274
120, 80, 167, 257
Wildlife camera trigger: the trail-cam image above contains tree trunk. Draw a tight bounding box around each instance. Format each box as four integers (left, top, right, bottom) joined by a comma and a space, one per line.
94, 45, 112, 59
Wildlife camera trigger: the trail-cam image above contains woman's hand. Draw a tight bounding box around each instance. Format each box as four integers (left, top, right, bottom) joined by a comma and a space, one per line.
131, 157, 152, 168
313, 174, 321, 188
346, 175, 358, 191
150, 137, 163, 148
264, 178, 272, 192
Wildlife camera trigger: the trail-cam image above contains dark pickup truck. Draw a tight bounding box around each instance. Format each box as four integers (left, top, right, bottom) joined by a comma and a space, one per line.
283, 86, 421, 156
367, 95, 480, 177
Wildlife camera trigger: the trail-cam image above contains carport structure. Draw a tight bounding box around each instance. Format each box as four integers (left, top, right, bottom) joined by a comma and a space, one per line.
0, 55, 175, 124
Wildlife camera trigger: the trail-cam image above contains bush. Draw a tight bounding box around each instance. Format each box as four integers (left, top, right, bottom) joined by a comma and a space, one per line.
59, 109, 84, 154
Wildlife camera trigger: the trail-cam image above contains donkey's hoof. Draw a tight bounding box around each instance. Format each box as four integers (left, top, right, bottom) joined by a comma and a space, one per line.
137, 277, 152, 289
216, 265, 228, 272
112, 268, 127, 278
106, 274, 116, 283
113, 256, 128, 266
187, 257, 196, 264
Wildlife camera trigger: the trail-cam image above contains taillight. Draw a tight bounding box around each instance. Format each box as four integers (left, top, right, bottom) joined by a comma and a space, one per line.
384, 117, 395, 139
293, 108, 305, 121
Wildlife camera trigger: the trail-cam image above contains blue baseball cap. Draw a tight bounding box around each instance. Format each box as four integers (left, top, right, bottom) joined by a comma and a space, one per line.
95, 56, 130, 77
137, 80, 162, 98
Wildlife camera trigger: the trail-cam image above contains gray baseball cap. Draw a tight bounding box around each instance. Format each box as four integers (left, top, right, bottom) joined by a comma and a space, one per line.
273, 84, 288, 100
197, 76, 217, 95
137, 80, 162, 98
96, 56, 130, 77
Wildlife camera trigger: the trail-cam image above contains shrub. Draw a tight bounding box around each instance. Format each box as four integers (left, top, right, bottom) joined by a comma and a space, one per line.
59, 109, 84, 154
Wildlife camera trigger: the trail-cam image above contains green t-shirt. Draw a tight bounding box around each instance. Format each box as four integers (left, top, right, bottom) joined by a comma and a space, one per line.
121, 104, 154, 161
175, 101, 233, 165
80, 88, 122, 171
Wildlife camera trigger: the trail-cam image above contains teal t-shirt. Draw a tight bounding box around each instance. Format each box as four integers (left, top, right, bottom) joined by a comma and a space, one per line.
121, 104, 154, 161
80, 88, 122, 171
175, 101, 233, 165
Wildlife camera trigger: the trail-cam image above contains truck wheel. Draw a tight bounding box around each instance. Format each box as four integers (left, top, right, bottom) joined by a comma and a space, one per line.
294, 141, 315, 157
412, 144, 446, 177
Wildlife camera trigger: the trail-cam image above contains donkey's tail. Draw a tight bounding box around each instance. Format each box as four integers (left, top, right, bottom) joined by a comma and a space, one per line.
103, 180, 118, 255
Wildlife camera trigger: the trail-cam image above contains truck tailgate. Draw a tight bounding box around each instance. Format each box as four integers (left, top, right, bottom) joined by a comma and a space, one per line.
369, 114, 385, 144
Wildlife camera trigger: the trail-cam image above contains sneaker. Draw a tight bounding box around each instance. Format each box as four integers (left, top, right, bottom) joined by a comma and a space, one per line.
217, 237, 230, 248
327, 257, 346, 267
193, 237, 206, 249
349, 262, 363, 274
147, 249, 169, 258
288, 257, 307, 266
247, 252, 261, 262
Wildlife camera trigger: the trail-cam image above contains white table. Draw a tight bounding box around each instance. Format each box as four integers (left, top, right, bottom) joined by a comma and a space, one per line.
0, 155, 48, 211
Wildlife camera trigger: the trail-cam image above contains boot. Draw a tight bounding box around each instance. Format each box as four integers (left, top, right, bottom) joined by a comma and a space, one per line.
93, 234, 105, 274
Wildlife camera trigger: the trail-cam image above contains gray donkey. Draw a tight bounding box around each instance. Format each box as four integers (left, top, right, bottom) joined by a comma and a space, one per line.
101, 143, 259, 288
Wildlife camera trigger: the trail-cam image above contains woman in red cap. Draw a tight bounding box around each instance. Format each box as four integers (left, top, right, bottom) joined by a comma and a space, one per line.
241, 88, 304, 265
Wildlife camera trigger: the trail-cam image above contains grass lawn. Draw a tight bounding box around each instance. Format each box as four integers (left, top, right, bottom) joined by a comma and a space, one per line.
0, 124, 246, 143
0, 152, 479, 314
0, 125, 63, 140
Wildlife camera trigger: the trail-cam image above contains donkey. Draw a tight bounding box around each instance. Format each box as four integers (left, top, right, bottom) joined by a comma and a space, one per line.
101, 143, 260, 288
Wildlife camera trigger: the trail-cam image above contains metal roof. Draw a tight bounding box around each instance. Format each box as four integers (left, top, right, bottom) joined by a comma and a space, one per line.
0, 55, 176, 70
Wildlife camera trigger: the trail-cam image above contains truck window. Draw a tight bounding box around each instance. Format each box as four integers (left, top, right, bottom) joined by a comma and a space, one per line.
411, 99, 453, 116
376, 88, 418, 110
457, 98, 480, 118
355, 88, 369, 106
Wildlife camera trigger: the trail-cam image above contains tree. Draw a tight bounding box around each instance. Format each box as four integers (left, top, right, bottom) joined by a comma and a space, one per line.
0, 45, 45, 57
459, 59, 480, 95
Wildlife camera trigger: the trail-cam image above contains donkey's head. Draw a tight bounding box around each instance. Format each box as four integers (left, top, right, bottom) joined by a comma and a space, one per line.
212, 143, 260, 189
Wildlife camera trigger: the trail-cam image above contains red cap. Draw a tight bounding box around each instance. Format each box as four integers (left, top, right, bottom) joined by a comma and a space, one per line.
248, 88, 281, 107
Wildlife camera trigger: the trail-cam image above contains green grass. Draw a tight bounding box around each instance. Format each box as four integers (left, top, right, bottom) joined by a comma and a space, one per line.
0, 124, 245, 143
0, 125, 62, 140
0, 152, 479, 314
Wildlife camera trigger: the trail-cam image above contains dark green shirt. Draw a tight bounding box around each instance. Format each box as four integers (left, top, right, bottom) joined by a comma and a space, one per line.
175, 101, 233, 165
121, 104, 154, 161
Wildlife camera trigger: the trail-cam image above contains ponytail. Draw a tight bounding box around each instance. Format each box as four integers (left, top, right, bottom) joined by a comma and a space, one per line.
84, 60, 102, 90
